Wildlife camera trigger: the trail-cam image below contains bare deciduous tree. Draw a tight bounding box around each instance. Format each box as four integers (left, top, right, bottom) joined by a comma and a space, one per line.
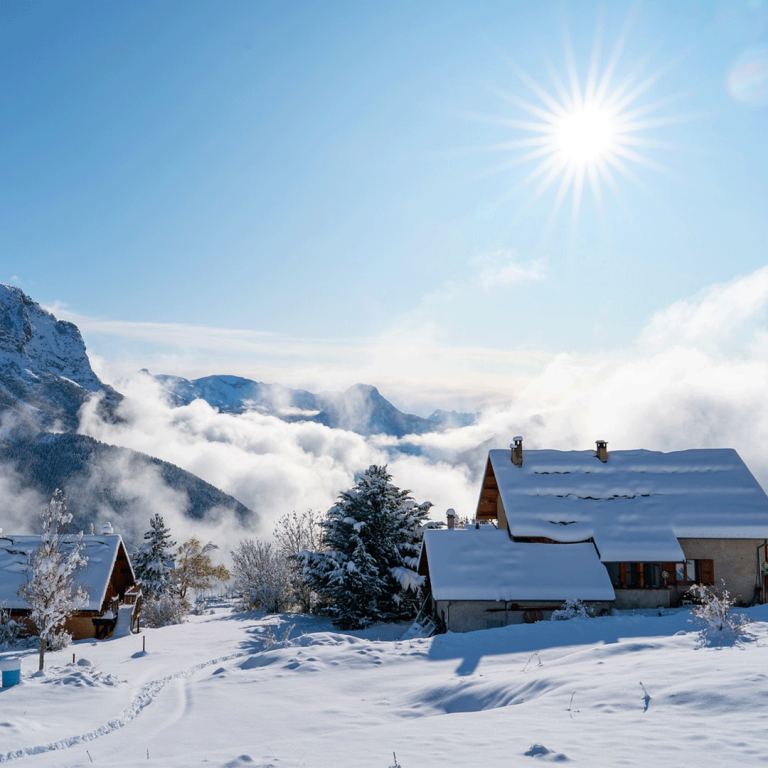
231, 539, 292, 613
173, 537, 231, 604
274, 510, 325, 612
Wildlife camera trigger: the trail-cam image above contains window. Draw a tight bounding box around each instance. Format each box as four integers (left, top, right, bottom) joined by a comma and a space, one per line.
675, 559, 714, 585
605, 562, 668, 589
676, 560, 696, 582
624, 562, 639, 587
644, 563, 661, 589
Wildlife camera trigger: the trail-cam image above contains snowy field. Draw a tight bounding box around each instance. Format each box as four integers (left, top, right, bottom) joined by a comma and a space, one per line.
2, 605, 768, 768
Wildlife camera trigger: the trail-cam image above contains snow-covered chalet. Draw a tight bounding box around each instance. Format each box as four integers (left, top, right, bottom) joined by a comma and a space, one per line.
418, 440, 768, 632
0, 527, 140, 640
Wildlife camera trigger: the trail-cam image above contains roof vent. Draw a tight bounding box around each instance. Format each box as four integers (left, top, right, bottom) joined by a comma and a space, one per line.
595, 440, 608, 463
446, 509, 456, 529
101, 522, 114, 535
511, 436, 523, 467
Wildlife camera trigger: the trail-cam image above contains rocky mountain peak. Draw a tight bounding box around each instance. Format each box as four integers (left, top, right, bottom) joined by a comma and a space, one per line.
0, 284, 102, 390
0, 284, 118, 431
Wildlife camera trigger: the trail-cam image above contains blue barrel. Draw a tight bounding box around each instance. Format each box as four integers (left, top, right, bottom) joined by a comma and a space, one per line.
0, 658, 21, 687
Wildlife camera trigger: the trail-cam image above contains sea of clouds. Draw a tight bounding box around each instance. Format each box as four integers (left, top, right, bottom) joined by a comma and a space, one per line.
26, 264, 765, 558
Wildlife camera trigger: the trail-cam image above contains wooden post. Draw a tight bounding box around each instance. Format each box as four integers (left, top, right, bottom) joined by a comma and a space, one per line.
143, 635, 146, 653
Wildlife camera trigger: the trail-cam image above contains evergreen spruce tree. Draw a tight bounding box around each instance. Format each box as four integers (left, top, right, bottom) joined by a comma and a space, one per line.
132, 514, 176, 599
297, 465, 431, 629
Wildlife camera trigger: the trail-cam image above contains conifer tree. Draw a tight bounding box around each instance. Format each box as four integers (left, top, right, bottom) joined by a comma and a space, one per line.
132, 514, 176, 599
297, 465, 431, 629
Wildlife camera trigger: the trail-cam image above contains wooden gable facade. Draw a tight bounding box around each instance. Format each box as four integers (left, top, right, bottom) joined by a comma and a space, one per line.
0, 534, 140, 641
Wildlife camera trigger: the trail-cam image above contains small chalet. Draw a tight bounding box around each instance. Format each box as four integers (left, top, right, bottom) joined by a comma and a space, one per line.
418, 440, 768, 633
0, 529, 140, 640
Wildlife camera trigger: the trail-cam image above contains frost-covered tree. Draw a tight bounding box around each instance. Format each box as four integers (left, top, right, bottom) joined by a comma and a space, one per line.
551, 598, 592, 621
689, 582, 752, 640
296, 465, 432, 629
0, 604, 25, 650
141, 593, 189, 627
231, 539, 292, 613
132, 514, 176, 599
173, 537, 231, 603
274, 510, 325, 612
274, 509, 325, 557
18, 490, 88, 670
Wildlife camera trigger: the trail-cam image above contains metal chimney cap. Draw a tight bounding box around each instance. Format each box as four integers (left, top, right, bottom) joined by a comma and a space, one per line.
512, 436, 523, 442
101, 522, 114, 535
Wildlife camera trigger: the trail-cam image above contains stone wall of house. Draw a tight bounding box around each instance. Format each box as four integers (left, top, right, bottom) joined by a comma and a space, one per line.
433, 599, 613, 633
678, 538, 763, 605
613, 588, 671, 610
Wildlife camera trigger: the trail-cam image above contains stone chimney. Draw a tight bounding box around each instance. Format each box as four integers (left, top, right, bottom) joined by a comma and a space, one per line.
596, 440, 608, 463
511, 436, 523, 467
101, 522, 114, 535
446, 509, 456, 529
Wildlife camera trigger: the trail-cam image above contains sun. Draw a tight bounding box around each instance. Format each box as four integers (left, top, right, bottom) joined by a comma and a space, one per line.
475, 15, 683, 228
556, 105, 615, 165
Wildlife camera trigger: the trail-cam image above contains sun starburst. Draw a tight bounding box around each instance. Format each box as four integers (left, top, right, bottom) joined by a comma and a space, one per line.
475, 14, 689, 232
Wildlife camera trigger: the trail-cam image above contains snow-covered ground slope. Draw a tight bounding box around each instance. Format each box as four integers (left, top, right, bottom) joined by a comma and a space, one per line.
3, 606, 768, 767
0, 284, 120, 431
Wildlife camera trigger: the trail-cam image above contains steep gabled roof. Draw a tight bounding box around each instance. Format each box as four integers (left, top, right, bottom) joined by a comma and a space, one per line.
485, 448, 768, 561
420, 527, 615, 602
0, 534, 133, 612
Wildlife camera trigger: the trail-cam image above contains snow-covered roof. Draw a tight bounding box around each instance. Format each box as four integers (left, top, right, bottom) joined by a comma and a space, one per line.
488, 448, 768, 562
0, 534, 131, 612
421, 527, 615, 602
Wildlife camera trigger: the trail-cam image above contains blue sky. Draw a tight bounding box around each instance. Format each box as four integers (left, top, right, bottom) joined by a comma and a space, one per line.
3, 0, 768, 411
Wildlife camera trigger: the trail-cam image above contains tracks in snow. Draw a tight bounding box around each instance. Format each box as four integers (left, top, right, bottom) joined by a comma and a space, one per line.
0, 649, 250, 762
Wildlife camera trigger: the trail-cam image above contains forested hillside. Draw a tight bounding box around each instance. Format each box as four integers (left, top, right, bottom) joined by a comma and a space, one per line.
0, 433, 252, 535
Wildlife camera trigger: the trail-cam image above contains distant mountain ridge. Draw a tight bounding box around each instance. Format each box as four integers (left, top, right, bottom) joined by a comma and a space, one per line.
152, 373, 477, 438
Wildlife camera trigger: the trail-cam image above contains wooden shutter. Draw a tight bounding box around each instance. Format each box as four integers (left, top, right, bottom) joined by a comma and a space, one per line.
699, 559, 715, 586
662, 563, 677, 585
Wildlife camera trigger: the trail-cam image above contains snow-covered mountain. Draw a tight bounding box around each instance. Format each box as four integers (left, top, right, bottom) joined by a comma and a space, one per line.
0, 284, 120, 431
153, 374, 477, 438
0, 285, 253, 534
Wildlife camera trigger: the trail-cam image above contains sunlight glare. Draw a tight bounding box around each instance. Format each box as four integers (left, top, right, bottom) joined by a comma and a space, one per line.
556, 106, 614, 165
478, 14, 683, 231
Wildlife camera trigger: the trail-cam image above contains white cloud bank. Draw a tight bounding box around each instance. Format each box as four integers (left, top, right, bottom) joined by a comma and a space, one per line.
66, 265, 768, 555
77, 374, 477, 552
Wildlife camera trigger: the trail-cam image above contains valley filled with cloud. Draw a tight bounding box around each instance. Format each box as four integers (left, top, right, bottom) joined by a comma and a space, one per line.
51, 265, 768, 557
